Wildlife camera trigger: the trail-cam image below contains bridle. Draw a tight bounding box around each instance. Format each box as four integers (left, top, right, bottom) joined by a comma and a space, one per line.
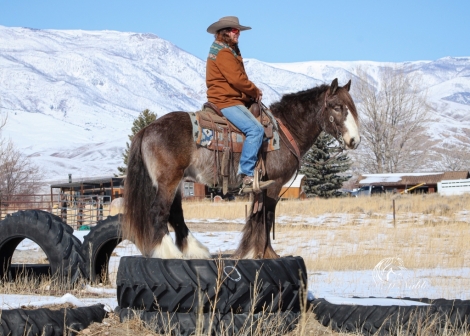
320, 90, 346, 150
313, 90, 345, 166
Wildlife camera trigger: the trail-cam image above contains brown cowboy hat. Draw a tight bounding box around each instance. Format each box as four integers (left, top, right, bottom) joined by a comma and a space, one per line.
207, 16, 251, 34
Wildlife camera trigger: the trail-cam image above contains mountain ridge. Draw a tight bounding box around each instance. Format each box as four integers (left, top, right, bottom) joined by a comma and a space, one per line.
0, 25, 469, 180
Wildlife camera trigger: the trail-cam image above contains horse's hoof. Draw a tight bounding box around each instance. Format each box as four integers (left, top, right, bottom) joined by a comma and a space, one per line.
150, 234, 184, 259
182, 232, 211, 259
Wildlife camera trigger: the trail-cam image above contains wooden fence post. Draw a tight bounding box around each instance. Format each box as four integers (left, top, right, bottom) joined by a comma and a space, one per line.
60, 192, 67, 224
77, 197, 84, 228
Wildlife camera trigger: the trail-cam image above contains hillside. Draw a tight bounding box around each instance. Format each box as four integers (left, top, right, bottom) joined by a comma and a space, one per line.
1, 25, 469, 180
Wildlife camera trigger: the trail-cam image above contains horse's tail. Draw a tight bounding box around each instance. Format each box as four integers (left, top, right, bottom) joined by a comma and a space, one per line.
122, 128, 156, 256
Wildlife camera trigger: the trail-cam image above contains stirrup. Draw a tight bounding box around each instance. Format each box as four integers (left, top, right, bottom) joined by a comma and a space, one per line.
240, 173, 275, 194
240, 180, 275, 194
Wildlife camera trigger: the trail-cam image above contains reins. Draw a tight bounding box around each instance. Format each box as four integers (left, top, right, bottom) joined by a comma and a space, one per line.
260, 102, 301, 169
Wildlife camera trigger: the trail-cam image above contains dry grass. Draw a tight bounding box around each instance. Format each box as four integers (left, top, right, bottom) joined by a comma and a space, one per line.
77, 310, 470, 335
184, 193, 470, 272
183, 193, 470, 221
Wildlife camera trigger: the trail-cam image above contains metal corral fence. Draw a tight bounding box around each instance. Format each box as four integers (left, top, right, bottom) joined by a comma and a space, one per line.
0, 193, 112, 229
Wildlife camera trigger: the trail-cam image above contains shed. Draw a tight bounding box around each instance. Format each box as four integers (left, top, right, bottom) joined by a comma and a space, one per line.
182, 181, 207, 200
50, 176, 124, 200
279, 174, 306, 199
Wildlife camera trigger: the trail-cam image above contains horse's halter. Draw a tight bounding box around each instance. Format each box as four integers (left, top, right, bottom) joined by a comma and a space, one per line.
320, 90, 346, 150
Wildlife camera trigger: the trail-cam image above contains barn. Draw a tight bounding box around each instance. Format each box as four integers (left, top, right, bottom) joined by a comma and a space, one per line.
279, 174, 306, 199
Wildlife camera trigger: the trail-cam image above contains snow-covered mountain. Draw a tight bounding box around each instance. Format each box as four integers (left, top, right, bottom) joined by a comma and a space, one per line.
1, 25, 469, 181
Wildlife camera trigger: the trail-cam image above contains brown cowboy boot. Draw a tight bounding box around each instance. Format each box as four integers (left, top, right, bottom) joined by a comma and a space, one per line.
240, 175, 275, 194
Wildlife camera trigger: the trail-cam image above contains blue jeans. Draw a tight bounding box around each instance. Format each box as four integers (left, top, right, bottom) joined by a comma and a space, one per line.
221, 105, 264, 176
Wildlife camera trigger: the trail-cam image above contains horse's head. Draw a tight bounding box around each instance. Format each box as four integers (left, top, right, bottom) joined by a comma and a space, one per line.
321, 78, 360, 150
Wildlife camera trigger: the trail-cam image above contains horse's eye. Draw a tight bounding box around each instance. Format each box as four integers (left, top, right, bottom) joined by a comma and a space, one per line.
334, 106, 342, 112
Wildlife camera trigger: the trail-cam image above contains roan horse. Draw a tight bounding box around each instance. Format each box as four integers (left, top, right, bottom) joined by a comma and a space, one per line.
123, 78, 360, 259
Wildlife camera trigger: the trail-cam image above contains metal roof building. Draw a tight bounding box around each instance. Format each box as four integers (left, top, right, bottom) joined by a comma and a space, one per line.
357, 171, 470, 193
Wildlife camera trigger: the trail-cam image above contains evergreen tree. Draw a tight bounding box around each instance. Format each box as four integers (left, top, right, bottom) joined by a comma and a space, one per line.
117, 109, 157, 175
300, 132, 351, 198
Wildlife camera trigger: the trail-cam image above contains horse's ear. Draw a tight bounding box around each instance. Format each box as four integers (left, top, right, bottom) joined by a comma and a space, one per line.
343, 80, 351, 92
330, 78, 339, 95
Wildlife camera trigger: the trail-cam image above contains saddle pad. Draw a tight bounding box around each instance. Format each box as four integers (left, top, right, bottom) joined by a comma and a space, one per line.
188, 110, 280, 153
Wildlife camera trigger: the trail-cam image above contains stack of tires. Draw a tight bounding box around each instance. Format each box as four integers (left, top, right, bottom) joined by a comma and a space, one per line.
0, 210, 123, 285
0, 210, 108, 335
115, 255, 308, 336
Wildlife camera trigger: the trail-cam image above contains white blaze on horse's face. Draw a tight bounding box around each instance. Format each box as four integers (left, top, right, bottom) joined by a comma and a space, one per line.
343, 105, 360, 149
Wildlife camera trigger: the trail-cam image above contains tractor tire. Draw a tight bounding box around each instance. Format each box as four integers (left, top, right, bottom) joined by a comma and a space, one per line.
0, 304, 106, 336
0, 210, 86, 284
311, 297, 470, 335
117, 255, 307, 314
116, 306, 300, 336
81, 215, 122, 283
8, 264, 51, 280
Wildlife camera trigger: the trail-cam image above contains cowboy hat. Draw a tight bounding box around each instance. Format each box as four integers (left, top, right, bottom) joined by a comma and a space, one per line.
207, 16, 251, 34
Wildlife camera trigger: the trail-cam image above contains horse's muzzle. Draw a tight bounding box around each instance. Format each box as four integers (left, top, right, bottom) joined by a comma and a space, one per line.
346, 136, 361, 150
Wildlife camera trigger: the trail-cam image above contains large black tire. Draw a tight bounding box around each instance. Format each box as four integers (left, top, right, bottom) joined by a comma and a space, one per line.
311, 297, 470, 335
0, 304, 106, 336
116, 306, 300, 336
117, 255, 307, 314
0, 210, 86, 284
8, 264, 51, 280
81, 215, 122, 283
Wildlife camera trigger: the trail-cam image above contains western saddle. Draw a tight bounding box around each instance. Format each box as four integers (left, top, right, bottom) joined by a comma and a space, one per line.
195, 102, 276, 195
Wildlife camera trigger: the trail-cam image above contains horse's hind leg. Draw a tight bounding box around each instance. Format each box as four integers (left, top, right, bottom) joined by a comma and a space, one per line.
142, 150, 187, 259
148, 180, 184, 259
168, 191, 211, 259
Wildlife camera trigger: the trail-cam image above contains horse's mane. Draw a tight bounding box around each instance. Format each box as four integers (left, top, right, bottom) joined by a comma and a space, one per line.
269, 83, 358, 121
269, 84, 329, 117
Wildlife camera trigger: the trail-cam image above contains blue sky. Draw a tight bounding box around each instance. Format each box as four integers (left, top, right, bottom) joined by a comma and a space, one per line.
0, 0, 468, 63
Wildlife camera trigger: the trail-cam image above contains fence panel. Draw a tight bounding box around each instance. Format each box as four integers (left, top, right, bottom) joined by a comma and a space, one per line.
0, 193, 113, 229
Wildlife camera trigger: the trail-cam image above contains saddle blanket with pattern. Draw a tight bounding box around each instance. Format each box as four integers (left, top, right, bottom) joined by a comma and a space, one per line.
187, 110, 280, 153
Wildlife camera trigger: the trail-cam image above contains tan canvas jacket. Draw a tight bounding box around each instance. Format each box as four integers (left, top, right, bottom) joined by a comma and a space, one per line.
206, 42, 260, 109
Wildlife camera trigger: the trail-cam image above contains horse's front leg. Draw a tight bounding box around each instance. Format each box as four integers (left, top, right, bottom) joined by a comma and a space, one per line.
168, 191, 211, 259
234, 186, 281, 259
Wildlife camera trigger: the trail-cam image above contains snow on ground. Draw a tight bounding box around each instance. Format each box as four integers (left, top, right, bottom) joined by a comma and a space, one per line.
4, 215, 470, 310
309, 268, 470, 301
0, 292, 117, 312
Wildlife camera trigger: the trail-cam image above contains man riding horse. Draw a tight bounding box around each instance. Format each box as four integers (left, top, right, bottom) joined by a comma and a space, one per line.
206, 16, 274, 193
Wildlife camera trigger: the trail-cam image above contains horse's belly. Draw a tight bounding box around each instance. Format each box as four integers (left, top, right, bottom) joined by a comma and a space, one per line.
185, 147, 241, 187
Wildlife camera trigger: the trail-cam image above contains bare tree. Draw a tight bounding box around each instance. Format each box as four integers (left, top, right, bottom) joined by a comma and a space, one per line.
434, 143, 470, 172
0, 113, 44, 204
352, 66, 434, 173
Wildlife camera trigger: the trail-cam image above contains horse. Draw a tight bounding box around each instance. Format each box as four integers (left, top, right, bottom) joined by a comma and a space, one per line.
123, 78, 360, 259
